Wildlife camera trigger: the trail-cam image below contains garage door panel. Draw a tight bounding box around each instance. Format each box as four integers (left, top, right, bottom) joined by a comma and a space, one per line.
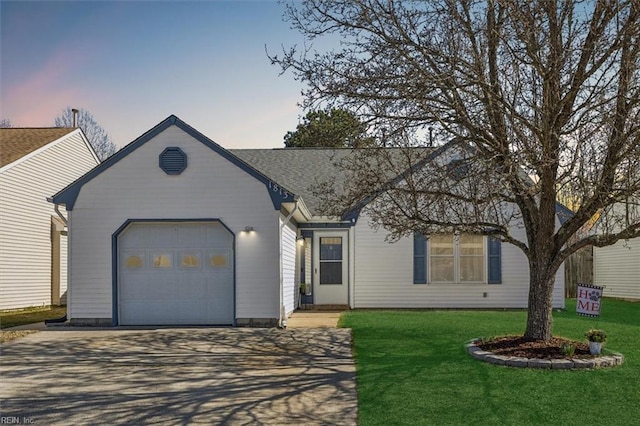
119, 274, 151, 299
121, 301, 167, 324
119, 222, 234, 325
179, 274, 205, 299
206, 277, 233, 298
148, 224, 177, 247
119, 227, 149, 249
178, 225, 205, 247
207, 302, 233, 323
172, 300, 207, 322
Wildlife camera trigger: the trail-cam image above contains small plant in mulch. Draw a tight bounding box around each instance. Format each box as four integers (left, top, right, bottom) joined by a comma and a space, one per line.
476, 335, 593, 360
560, 342, 576, 357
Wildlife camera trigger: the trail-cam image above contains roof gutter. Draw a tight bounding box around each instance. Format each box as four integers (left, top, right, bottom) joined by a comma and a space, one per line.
279, 202, 299, 328
47, 197, 68, 226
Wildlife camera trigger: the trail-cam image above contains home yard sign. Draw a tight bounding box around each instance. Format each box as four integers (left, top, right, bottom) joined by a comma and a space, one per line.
577, 284, 604, 317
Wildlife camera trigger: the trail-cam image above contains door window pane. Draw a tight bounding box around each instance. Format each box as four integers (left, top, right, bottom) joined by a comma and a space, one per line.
320, 237, 342, 260
320, 237, 342, 284
320, 262, 342, 284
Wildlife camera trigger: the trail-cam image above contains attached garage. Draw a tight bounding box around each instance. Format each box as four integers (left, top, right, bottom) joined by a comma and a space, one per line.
117, 221, 234, 325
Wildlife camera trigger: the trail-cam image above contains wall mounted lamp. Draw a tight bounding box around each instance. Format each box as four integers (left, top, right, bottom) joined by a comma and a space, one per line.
243, 226, 254, 233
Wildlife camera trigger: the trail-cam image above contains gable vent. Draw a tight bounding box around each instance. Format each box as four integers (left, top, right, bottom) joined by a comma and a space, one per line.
159, 147, 187, 175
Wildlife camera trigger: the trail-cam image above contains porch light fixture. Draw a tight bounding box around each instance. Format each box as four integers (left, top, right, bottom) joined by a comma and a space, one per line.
243, 226, 254, 233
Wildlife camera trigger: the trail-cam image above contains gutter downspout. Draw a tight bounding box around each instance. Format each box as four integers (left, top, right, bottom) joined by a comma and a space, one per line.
46, 198, 69, 326
279, 202, 299, 328
49, 199, 68, 226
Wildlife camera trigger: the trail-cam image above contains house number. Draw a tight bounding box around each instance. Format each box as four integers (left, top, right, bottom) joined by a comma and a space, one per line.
269, 181, 291, 199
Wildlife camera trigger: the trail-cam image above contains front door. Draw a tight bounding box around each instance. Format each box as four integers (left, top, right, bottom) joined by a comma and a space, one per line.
313, 231, 349, 305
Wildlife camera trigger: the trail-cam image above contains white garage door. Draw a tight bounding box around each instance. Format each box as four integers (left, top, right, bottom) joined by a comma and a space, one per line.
118, 222, 234, 325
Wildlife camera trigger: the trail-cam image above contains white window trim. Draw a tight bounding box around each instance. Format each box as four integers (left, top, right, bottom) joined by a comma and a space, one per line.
428, 234, 488, 284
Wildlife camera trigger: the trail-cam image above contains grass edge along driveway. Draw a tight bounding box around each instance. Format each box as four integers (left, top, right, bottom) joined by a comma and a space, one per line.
340, 298, 639, 426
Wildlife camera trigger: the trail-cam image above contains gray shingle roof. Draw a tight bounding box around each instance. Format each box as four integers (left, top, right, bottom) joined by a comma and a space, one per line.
230, 148, 353, 215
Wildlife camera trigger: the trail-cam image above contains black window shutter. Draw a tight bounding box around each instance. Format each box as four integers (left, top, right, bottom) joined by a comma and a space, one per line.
413, 234, 427, 284
488, 237, 502, 284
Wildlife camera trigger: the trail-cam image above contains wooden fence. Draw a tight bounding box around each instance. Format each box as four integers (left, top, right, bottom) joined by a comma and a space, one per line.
564, 246, 593, 298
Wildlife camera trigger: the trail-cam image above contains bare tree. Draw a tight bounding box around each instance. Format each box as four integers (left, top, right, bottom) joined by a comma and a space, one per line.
0, 118, 12, 128
271, 0, 640, 340
54, 107, 117, 161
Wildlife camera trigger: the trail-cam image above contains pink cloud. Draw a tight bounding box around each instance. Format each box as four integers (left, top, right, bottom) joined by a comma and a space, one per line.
2, 49, 89, 126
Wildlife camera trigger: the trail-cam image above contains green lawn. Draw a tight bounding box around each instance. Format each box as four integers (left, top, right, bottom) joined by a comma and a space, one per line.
0, 306, 67, 329
340, 299, 640, 426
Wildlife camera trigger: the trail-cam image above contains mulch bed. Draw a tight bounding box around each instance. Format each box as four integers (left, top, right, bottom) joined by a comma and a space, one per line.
476, 335, 595, 360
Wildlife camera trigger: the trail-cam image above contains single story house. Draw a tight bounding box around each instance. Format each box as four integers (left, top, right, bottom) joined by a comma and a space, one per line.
50, 115, 565, 326
0, 127, 99, 310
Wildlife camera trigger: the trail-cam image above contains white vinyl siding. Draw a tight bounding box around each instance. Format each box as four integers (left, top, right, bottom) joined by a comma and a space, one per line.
0, 131, 98, 310
594, 238, 640, 300
60, 233, 68, 305
280, 218, 297, 316
67, 125, 280, 322
353, 210, 565, 309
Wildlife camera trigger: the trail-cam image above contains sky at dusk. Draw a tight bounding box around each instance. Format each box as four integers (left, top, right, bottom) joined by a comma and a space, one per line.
1, 0, 320, 149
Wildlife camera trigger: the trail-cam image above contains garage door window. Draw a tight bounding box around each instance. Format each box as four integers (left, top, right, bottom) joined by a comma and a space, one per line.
125, 255, 144, 269
209, 252, 229, 268
152, 253, 172, 268
180, 252, 201, 268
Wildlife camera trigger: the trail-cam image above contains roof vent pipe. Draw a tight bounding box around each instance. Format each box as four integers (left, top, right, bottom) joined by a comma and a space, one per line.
72, 108, 79, 127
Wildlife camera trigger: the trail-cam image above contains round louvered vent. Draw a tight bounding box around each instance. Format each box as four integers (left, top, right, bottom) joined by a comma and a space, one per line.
159, 147, 187, 175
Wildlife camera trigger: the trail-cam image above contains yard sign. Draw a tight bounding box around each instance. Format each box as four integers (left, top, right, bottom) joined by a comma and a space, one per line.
576, 283, 603, 317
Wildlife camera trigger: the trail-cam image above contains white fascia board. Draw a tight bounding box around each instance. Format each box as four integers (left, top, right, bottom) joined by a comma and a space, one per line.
77, 128, 101, 164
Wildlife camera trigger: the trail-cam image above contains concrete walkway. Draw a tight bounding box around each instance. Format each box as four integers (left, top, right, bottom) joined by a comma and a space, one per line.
0, 327, 357, 425
286, 311, 344, 328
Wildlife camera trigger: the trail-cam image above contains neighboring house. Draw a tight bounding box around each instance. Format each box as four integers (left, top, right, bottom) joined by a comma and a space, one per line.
50, 115, 565, 327
0, 128, 100, 310
593, 199, 640, 300
594, 238, 639, 299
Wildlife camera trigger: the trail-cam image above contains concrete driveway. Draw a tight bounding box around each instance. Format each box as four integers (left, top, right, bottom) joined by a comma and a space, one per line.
0, 328, 357, 425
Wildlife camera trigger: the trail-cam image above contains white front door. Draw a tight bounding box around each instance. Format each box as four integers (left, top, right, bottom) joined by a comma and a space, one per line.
313, 231, 349, 305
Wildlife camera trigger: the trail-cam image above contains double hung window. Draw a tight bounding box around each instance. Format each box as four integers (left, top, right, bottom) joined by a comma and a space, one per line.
414, 233, 501, 284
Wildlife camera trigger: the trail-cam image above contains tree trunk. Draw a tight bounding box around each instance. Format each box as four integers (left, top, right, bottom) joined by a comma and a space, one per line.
524, 266, 556, 341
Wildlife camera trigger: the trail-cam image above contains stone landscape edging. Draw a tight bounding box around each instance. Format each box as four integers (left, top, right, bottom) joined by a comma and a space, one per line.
465, 340, 625, 369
